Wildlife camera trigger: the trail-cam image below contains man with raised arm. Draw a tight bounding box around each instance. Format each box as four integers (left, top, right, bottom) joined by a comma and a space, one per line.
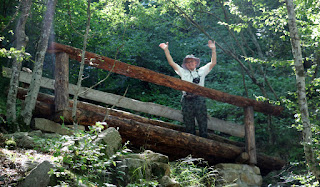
159, 40, 217, 138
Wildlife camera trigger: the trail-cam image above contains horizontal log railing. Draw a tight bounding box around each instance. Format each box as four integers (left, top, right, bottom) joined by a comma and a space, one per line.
40, 42, 283, 166
48, 42, 283, 116
2, 67, 245, 137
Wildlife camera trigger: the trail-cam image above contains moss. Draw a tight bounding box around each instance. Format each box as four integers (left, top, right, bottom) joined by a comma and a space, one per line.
5, 139, 17, 150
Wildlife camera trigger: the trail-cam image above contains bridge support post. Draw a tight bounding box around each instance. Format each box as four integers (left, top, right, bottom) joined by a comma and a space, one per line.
244, 106, 257, 165
54, 52, 69, 117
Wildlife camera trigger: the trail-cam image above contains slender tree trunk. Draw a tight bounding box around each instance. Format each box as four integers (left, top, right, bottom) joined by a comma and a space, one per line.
71, 0, 91, 130
6, 0, 32, 127
285, 0, 320, 181
20, 0, 58, 126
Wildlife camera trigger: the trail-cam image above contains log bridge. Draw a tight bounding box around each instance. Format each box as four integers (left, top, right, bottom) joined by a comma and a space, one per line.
8, 42, 285, 174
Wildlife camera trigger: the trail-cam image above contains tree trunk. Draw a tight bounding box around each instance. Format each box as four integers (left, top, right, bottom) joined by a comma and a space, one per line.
21, 0, 58, 126
54, 52, 69, 113
285, 0, 320, 181
244, 106, 257, 165
6, 0, 32, 125
47, 42, 284, 116
71, 0, 91, 130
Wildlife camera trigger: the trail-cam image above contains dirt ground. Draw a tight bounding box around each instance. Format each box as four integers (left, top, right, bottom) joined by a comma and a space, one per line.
0, 148, 55, 186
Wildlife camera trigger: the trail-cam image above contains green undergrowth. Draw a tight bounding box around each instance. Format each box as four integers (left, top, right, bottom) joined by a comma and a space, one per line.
30, 124, 218, 186
170, 156, 218, 186
32, 124, 130, 186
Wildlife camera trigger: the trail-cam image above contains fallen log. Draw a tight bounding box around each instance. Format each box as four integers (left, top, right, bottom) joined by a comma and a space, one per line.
47, 42, 284, 116
33, 100, 285, 175
16, 87, 244, 146
35, 99, 244, 160
4, 67, 244, 137
16, 88, 285, 174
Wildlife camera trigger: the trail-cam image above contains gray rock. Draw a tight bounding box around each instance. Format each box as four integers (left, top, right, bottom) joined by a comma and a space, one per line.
94, 127, 122, 157
126, 150, 169, 163
151, 162, 171, 178
4, 132, 28, 139
216, 163, 262, 187
34, 118, 73, 135
4, 132, 35, 149
123, 158, 149, 180
119, 150, 172, 185
18, 160, 54, 187
28, 130, 43, 137
17, 135, 35, 149
159, 176, 180, 187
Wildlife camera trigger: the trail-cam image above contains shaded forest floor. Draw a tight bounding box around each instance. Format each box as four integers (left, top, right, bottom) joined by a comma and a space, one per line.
0, 148, 55, 186
0, 131, 318, 187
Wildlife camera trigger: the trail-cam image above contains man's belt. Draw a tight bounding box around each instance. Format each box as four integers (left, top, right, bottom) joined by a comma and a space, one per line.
183, 93, 199, 99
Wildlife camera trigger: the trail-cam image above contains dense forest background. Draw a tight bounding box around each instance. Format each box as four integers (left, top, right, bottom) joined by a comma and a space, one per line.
1, 0, 319, 185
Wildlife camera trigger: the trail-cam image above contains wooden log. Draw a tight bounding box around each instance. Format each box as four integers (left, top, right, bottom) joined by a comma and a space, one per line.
244, 106, 257, 165
235, 152, 249, 164
4, 67, 244, 137
54, 52, 69, 112
31, 100, 285, 175
256, 153, 286, 175
36, 100, 244, 160
16, 87, 244, 147
34, 100, 242, 160
47, 42, 284, 116
75, 99, 245, 147
27, 94, 244, 163
15, 88, 284, 174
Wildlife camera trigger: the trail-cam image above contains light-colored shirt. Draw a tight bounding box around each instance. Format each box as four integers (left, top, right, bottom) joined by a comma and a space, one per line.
175, 62, 212, 87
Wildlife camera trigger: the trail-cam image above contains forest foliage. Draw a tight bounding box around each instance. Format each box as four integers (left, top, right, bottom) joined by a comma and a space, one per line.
1, 0, 320, 185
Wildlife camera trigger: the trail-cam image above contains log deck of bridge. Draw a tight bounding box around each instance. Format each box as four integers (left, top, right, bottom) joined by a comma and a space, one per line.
7, 42, 285, 175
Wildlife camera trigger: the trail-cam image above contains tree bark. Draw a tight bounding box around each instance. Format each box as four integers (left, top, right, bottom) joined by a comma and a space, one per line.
285, 0, 320, 181
6, 0, 32, 125
47, 42, 284, 116
54, 52, 69, 113
21, 0, 58, 126
244, 106, 257, 165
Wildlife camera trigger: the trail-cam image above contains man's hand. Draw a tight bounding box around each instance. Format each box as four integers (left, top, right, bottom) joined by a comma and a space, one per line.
159, 41, 178, 71
159, 42, 169, 50
208, 40, 216, 50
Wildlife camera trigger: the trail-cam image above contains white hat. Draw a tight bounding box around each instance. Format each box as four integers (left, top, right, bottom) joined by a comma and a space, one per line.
182, 54, 200, 69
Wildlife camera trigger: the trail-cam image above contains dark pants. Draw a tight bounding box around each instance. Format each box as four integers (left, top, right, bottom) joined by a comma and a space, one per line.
181, 95, 208, 138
